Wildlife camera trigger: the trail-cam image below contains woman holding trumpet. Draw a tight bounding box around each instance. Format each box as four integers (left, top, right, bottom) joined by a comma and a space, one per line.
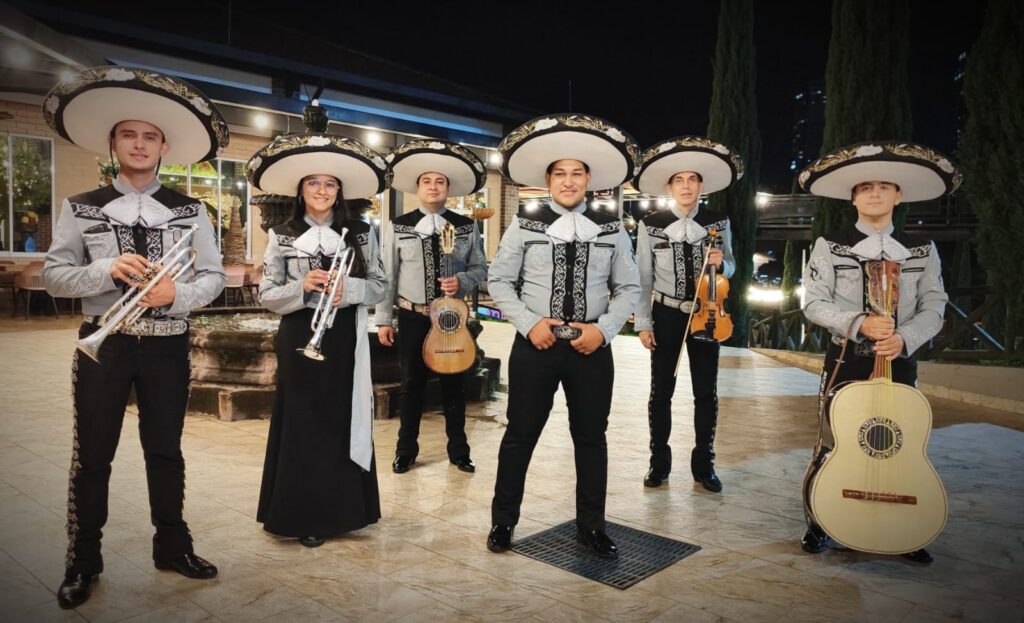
248, 130, 391, 547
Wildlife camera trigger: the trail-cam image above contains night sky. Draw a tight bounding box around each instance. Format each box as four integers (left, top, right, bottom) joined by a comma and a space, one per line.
37, 0, 985, 192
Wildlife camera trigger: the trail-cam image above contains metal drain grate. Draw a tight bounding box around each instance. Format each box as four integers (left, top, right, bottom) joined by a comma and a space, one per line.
510, 520, 701, 589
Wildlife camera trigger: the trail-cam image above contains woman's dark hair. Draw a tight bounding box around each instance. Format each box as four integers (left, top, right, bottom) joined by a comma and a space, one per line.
292, 176, 367, 277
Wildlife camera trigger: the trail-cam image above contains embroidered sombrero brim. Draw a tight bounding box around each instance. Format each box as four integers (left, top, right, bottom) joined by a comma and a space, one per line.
42, 66, 228, 165
499, 113, 640, 190
634, 137, 743, 195
799, 142, 961, 202
247, 133, 392, 198
388, 139, 486, 196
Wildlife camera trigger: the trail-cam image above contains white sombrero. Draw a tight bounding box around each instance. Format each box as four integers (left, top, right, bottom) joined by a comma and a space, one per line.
799, 142, 961, 202
387, 139, 486, 196
42, 66, 228, 165
246, 133, 392, 198
498, 113, 639, 191
633, 136, 743, 195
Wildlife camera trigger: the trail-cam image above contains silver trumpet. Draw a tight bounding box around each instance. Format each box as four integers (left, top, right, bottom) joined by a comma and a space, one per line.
76, 224, 199, 363
299, 246, 356, 361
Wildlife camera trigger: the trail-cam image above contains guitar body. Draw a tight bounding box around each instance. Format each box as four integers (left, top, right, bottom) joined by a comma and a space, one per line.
809, 378, 948, 554
423, 296, 476, 374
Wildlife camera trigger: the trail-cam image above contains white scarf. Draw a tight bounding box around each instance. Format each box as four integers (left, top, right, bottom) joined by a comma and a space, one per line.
850, 231, 911, 263
293, 224, 346, 257
414, 212, 448, 237
663, 217, 708, 244
101, 192, 174, 229
546, 211, 601, 244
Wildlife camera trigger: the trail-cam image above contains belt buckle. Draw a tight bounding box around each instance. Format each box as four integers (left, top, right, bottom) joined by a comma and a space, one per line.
551, 325, 582, 341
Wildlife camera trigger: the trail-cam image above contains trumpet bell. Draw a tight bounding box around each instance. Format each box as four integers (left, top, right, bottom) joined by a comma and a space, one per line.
76, 334, 104, 363
298, 346, 325, 361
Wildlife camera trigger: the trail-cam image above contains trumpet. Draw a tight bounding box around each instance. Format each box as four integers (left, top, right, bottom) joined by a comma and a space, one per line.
76, 224, 199, 363
299, 246, 356, 361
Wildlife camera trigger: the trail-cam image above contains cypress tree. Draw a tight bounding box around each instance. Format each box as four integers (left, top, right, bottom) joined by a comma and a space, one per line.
707, 0, 762, 346
959, 0, 1024, 352
781, 240, 801, 312
812, 0, 913, 239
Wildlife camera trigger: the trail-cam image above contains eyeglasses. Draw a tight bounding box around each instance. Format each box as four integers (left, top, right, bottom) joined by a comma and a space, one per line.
305, 179, 340, 192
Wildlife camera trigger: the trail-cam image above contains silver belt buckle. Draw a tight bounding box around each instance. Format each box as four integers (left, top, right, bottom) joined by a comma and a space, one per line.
551, 324, 582, 341
658, 293, 694, 313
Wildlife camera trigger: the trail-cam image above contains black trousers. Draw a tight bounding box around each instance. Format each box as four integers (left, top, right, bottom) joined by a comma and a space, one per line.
491, 334, 614, 531
66, 322, 193, 576
647, 302, 721, 476
802, 341, 918, 534
395, 308, 469, 460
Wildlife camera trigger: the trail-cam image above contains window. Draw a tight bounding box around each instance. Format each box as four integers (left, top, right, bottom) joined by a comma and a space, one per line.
158, 158, 252, 261
1, 134, 54, 254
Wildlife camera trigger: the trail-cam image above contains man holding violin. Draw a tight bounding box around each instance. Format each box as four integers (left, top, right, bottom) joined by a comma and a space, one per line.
632, 137, 744, 492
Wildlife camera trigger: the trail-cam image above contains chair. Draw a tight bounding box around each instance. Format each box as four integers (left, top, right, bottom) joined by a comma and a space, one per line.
242, 264, 264, 306
0, 262, 16, 310
222, 265, 246, 307
14, 261, 59, 319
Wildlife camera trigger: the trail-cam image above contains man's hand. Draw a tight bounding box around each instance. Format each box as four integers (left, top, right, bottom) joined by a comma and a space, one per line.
528, 318, 563, 350
569, 322, 604, 355
378, 325, 395, 347
439, 276, 460, 296
874, 333, 905, 361
859, 315, 895, 341
139, 274, 175, 308
639, 330, 657, 350
111, 253, 150, 284
707, 247, 724, 269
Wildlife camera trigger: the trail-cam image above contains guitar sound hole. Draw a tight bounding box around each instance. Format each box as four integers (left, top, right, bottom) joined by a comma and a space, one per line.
857, 417, 904, 459
438, 310, 461, 333
865, 425, 895, 453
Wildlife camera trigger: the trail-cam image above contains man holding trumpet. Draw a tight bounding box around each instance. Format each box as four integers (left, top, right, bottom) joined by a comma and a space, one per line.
41, 67, 228, 609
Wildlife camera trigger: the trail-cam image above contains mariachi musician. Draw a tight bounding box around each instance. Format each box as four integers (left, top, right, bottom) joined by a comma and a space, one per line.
42, 66, 228, 608
798, 142, 955, 563
486, 114, 641, 559
632, 137, 741, 492
375, 140, 488, 474
248, 129, 391, 548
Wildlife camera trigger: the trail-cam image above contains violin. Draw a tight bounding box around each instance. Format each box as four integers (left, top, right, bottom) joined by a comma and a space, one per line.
690, 229, 733, 343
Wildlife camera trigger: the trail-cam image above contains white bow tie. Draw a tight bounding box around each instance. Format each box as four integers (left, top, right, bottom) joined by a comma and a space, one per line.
101, 193, 174, 229
663, 217, 708, 244
293, 225, 347, 257
850, 232, 911, 263
414, 213, 448, 237
546, 211, 601, 245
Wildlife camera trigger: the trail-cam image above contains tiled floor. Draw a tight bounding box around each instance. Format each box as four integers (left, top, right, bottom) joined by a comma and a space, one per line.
0, 314, 1021, 622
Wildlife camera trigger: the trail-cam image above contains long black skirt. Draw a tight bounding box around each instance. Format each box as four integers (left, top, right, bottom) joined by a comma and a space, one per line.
257, 305, 380, 537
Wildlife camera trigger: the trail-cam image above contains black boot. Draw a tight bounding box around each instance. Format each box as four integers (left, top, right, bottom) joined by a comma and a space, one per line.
801, 526, 831, 554
57, 573, 96, 609
902, 548, 934, 564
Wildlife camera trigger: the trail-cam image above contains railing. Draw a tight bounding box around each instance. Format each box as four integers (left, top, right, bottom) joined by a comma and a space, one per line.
748, 287, 1022, 365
